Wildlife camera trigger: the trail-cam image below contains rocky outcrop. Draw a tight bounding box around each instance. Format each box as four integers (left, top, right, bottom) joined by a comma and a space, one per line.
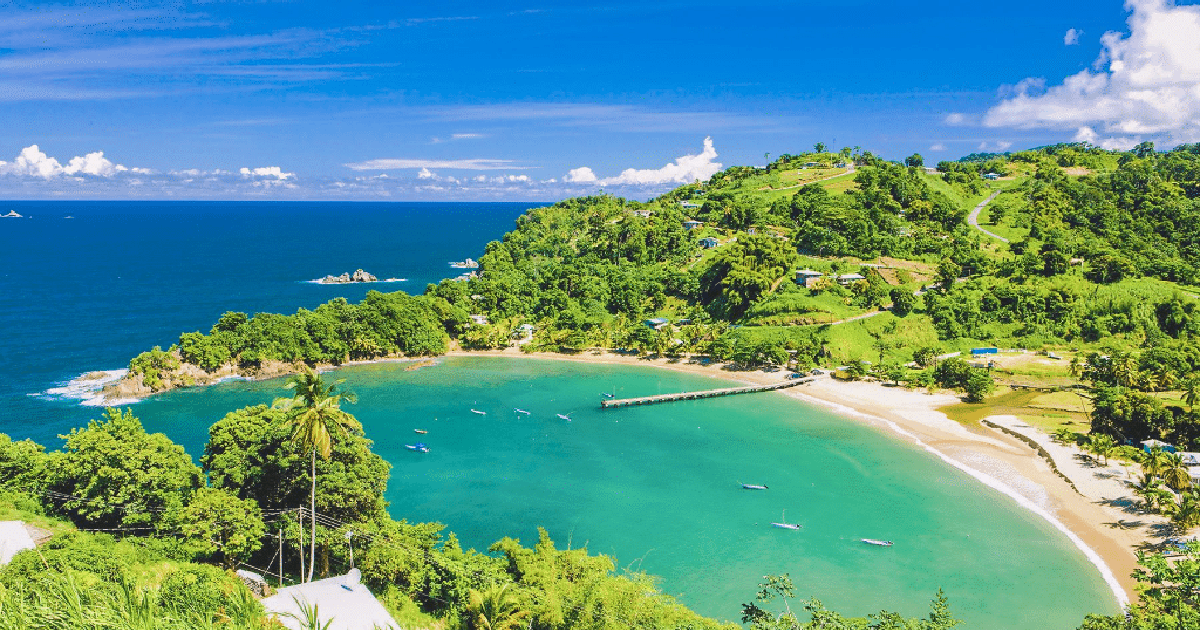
315, 269, 378, 284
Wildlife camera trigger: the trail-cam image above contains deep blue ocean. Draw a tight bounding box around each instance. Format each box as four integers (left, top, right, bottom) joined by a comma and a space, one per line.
0, 201, 1118, 627
0, 200, 533, 443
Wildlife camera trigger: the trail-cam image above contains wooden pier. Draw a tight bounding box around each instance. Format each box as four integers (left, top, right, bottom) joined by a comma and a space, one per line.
600, 378, 811, 409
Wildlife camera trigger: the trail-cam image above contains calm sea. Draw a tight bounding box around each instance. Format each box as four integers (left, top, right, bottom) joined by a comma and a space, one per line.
0, 202, 1117, 627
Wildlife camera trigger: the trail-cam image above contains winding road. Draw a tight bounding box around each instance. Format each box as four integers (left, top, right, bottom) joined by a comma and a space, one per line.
967, 190, 1007, 243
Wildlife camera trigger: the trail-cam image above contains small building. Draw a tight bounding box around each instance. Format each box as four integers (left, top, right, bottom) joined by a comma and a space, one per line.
1180, 452, 1200, 466
468, 314, 489, 326
983, 173, 1000, 180
517, 323, 535, 335
644, 317, 670, 330
747, 227, 757, 236
683, 220, 703, 231
804, 162, 819, 167
971, 347, 999, 355
700, 237, 719, 249
632, 209, 653, 218
835, 162, 848, 168
836, 273, 866, 285
0, 522, 36, 567
795, 269, 824, 288
1142, 439, 1177, 454
262, 570, 398, 630
680, 201, 701, 210
924, 167, 940, 175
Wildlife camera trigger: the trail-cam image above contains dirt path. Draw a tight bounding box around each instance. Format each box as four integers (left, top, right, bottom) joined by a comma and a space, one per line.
967, 190, 1007, 243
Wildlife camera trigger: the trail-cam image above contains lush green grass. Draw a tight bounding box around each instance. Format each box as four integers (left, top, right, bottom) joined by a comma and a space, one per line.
818, 172, 859, 194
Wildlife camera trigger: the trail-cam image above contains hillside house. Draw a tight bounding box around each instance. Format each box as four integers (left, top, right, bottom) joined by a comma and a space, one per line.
632, 209, 653, 218
680, 201, 701, 210
700, 237, 719, 249
836, 273, 866, 285
983, 173, 1000, 180
795, 269, 823, 288
262, 570, 398, 630
644, 317, 670, 330
683, 220, 703, 231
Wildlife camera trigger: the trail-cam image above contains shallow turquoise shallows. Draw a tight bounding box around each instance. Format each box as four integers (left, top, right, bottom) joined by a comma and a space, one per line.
129, 356, 1118, 629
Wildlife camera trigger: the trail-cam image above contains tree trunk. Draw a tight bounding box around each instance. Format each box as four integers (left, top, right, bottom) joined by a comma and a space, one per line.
298, 508, 305, 583
309, 448, 317, 583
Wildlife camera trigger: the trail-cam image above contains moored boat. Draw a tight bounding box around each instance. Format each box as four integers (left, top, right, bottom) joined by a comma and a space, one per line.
741, 483, 768, 490
471, 409, 486, 415
771, 510, 801, 530
514, 408, 531, 415
414, 429, 428, 434
405, 442, 430, 453
861, 538, 893, 547
557, 413, 571, 421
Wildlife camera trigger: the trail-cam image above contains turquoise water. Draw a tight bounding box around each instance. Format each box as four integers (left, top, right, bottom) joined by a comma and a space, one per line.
128, 356, 1118, 628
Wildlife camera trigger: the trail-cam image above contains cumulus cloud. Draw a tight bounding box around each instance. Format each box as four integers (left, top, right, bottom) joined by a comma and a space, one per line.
929, 143, 947, 151
0, 145, 131, 178
1064, 28, 1083, 45
978, 141, 1014, 151
563, 166, 598, 183
591, 137, 722, 186
944, 113, 966, 125
985, 0, 1200, 146
239, 166, 293, 179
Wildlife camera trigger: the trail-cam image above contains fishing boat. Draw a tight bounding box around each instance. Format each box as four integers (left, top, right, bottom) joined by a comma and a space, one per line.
600, 392, 614, 399
405, 442, 430, 453
861, 538, 893, 547
557, 413, 571, 421
414, 429, 428, 434
514, 408, 531, 415
470, 409, 486, 415
741, 483, 769, 490
771, 511, 801, 530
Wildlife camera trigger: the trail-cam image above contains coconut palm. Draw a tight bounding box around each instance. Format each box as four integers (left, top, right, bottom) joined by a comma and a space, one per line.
1185, 377, 1200, 410
277, 368, 357, 583
1134, 473, 1173, 513
1142, 445, 1171, 477
1089, 434, 1115, 466
1174, 490, 1200, 532
461, 584, 530, 630
1163, 453, 1193, 493
1053, 427, 1075, 448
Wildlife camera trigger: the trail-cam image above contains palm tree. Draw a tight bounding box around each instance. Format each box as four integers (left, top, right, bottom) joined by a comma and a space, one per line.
1134, 473, 1170, 513
1185, 377, 1200, 410
1174, 490, 1200, 533
461, 584, 530, 630
1142, 445, 1170, 477
277, 368, 357, 583
1053, 427, 1075, 448
1163, 453, 1193, 493
1089, 434, 1115, 466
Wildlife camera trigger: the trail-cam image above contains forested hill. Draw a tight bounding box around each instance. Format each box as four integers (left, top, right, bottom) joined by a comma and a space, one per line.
120, 143, 1200, 417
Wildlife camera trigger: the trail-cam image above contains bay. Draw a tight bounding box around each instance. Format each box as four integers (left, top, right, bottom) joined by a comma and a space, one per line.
0, 201, 1118, 628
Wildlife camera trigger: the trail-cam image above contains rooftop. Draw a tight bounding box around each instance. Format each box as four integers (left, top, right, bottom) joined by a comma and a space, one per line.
261, 570, 398, 630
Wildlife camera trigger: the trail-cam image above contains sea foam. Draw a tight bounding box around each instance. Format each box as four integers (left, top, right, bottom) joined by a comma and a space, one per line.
42, 369, 137, 407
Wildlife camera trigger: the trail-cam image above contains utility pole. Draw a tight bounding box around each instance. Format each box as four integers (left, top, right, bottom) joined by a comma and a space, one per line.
278, 525, 284, 587
347, 530, 354, 570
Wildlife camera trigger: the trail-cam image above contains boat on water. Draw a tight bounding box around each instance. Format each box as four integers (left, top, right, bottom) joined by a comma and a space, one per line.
771, 511, 801, 530
405, 442, 430, 453
741, 483, 769, 490
414, 429, 428, 434
862, 538, 893, 547
514, 408, 531, 415
2, 210, 22, 218
557, 413, 571, 421
470, 409, 486, 415
600, 392, 614, 399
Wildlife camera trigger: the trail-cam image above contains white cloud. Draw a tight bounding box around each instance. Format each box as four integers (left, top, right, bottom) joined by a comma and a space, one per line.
0, 145, 130, 178
1064, 28, 1083, 45
597, 137, 723, 186
929, 143, 947, 151
417, 167, 434, 179
240, 166, 294, 179
985, 0, 1200, 146
344, 158, 526, 171
977, 141, 1014, 151
563, 166, 598, 183
450, 133, 484, 140
944, 113, 966, 125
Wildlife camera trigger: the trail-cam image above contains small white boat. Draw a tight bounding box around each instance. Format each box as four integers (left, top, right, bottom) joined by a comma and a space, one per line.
741, 483, 768, 490
557, 413, 571, 421
2, 210, 22, 218
414, 429, 428, 434
862, 538, 893, 547
514, 408, 531, 415
600, 392, 614, 399
405, 442, 430, 453
470, 409, 486, 415
772, 511, 801, 530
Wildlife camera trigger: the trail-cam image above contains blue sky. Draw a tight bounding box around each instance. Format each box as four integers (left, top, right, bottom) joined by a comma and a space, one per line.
0, 0, 1193, 200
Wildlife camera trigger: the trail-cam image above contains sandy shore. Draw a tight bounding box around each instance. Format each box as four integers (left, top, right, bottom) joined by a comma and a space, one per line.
447, 348, 1161, 608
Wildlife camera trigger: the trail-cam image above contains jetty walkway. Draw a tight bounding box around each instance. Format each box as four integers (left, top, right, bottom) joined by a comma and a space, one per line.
600, 378, 811, 409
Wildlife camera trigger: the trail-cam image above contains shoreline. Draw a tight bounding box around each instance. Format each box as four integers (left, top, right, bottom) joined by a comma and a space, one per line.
88, 346, 1150, 609
445, 348, 1148, 609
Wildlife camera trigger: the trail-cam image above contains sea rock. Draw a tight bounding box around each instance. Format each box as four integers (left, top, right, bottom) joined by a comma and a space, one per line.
316, 269, 378, 284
